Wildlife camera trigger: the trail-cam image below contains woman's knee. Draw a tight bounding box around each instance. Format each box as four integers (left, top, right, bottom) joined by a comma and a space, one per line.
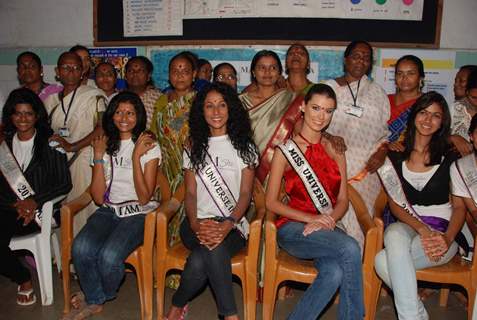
316, 260, 343, 287
374, 250, 387, 279
339, 235, 361, 262
383, 223, 412, 248
183, 250, 206, 276
72, 234, 94, 261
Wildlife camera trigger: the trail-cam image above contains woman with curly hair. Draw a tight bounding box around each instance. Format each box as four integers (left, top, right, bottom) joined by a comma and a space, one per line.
64, 92, 161, 319
0, 88, 71, 306
164, 82, 259, 320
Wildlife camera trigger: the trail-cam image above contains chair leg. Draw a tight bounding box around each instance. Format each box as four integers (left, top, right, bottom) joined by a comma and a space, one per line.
156, 264, 167, 320
262, 275, 278, 320
62, 254, 72, 314
366, 278, 382, 320
51, 231, 62, 274
135, 261, 146, 320
245, 274, 257, 320
468, 288, 476, 320
35, 242, 54, 305
439, 288, 450, 307
143, 259, 153, 320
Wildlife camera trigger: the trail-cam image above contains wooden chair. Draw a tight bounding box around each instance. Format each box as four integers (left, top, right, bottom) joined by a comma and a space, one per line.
262, 183, 384, 320
371, 189, 477, 320
61, 170, 171, 320
155, 178, 266, 320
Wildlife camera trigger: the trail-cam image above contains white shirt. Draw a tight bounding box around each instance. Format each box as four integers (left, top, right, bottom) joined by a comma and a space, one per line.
12, 132, 35, 172
100, 138, 161, 203
183, 134, 257, 219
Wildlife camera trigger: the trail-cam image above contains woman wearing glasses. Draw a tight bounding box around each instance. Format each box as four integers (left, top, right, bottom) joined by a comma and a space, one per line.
44, 51, 106, 235
324, 40, 390, 246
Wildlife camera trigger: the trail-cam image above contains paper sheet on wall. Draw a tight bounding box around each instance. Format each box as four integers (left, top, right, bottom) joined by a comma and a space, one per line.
123, 0, 183, 37
183, 0, 423, 20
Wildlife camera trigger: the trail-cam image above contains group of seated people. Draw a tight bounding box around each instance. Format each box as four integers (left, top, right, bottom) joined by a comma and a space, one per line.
1, 40, 477, 320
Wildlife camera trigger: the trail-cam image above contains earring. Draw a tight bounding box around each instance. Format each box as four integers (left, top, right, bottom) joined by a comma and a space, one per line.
40, 73, 44, 77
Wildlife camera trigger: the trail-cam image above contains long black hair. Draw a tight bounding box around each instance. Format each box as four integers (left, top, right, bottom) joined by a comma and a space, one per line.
188, 82, 259, 170
102, 91, 147, 156
402, 91, 451, 166
2, 88, 53, 161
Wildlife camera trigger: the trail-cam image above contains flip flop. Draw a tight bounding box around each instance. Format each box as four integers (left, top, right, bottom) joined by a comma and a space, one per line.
61, 304, 102, 320
16, 286, 36, 306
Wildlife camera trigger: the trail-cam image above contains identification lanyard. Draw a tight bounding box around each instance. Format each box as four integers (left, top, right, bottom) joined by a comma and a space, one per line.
60, 88, 78, 126
345, 79, 360, 107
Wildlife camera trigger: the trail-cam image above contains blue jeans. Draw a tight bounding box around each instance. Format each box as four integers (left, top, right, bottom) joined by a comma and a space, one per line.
72, 207, 145, 305
374, 222, 458, 320
277, 222, 364, 320
172, 218, 246, 317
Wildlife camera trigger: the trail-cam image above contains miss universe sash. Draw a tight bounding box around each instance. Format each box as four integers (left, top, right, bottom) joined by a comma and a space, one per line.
0, 141, 46, 227
455, 153, 477, 204
103, 157, 159, 218
186, 149, 249, 239
377, 156, 449, 233
278, 139, 333, 214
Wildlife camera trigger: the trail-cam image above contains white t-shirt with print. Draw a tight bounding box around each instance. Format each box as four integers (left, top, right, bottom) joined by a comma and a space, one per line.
101, 138, 161, 203
12, 132, 35, 172
183, 134, 257, 219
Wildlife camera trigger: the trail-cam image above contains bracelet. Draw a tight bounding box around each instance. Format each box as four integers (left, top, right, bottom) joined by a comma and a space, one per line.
93, 159, 105, 165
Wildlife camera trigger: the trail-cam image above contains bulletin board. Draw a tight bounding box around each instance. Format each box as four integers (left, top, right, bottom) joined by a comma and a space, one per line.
94, 0, 443, 48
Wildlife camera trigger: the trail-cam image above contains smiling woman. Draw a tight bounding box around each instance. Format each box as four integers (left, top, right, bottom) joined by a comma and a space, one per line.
0, 88, 71, 307
375, 91, 467, 319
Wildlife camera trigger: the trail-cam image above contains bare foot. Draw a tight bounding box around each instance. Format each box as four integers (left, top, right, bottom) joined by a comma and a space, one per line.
165, 305, 188, 320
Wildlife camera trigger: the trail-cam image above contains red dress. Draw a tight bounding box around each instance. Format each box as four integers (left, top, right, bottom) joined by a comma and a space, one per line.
276, 141, 342, 228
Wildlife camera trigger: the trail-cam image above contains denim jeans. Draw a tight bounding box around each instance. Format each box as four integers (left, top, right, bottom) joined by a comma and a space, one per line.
172, 218, 246, 317
374, 222, 458, 320
72, 207, 145, 305
277, 221, 364, 320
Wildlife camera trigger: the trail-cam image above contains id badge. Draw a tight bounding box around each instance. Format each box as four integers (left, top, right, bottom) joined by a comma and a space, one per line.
59, 127, 70, 137
345, 104, 364, 118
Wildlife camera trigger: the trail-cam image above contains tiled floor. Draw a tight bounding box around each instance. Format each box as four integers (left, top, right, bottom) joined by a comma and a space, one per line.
0, 264, 469, 320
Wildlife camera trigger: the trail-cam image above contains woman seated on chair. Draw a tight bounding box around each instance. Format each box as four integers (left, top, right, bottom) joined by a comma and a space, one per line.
63, 92, 161, 320
0, 88, 71, 306
265, 83, 364, 320
164, 83, 259, 320
374, 91, 467, 320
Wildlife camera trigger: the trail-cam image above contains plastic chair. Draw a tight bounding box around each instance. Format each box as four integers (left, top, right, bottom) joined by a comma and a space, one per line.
155, 178, 266, 320
262, 184, 383, 320
61, 170, 170, 320
371, 189, 477, 319
9, 194, 67, 305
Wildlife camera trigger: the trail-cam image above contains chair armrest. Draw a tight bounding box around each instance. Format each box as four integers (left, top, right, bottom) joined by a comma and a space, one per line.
156, 197, 183, 252
264, 211, 279, 261
60, 191, 92, 255
246, 205, 265, 262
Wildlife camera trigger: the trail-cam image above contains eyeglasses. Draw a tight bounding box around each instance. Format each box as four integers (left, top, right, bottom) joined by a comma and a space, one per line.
215, 74, 237, 81
58, 64, 82, 72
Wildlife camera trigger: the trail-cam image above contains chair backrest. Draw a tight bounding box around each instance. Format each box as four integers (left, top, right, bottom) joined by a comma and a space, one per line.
373, 188, 387, 219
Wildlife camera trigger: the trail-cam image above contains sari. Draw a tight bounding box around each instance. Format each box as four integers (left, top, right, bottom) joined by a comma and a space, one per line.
387, 94, 417, 142
240, 86, 312, 183
44, 85, 106, 235
151, 91, 196, 289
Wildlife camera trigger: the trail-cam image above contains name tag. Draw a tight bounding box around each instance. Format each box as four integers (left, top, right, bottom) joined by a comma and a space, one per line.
59, 127, 70, 138
345, 104, 363, 118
